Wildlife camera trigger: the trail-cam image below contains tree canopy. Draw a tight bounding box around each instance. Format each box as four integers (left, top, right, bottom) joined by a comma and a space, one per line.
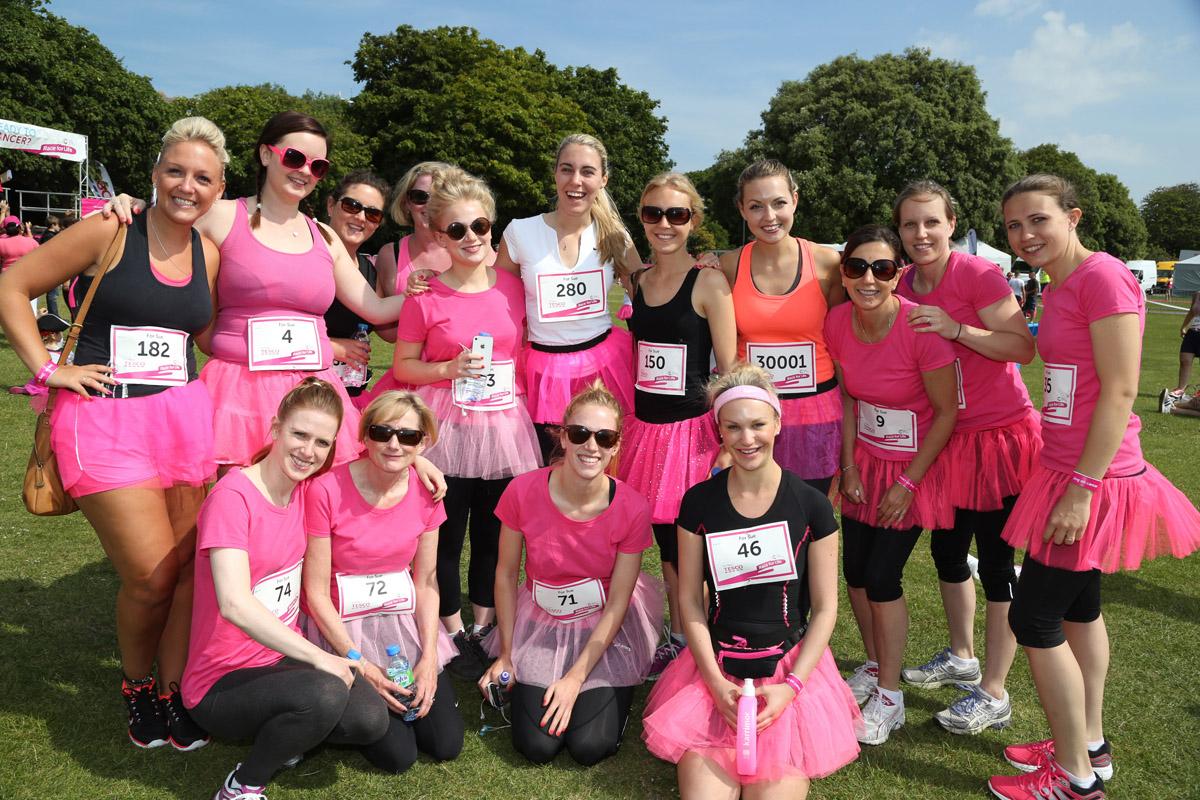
1140, 183, 1200, 260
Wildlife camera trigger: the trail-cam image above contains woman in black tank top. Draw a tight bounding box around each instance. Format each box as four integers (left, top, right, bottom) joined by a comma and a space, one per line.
0, 117, 226, 753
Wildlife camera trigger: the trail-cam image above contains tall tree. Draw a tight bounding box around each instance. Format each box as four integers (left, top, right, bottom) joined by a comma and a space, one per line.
1141, 183, 1200, 260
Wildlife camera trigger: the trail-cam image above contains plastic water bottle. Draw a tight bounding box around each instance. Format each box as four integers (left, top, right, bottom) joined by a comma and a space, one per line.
336, 323, 370, 388
736, 678, 758, 776
386, 644, 419, 722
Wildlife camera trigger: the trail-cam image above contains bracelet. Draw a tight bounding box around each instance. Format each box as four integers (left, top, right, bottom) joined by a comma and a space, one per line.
953, 322, 964, 341
1070, 471, 1102, 492
840, 464, 858, 473
784, 674, 805, 697
346, 649, 362, 661
895, 474, 918, 493
34, 359, 57, 386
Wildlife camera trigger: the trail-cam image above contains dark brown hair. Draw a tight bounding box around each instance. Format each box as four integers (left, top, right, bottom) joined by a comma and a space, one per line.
251, 111, 332, 244
843, 224, 904, 263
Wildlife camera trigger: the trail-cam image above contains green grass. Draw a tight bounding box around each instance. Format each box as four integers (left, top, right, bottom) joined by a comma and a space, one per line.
0, 307, 1196, 799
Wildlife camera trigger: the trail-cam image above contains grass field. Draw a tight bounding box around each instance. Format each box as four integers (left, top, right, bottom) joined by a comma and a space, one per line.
0, 305, 1196, 800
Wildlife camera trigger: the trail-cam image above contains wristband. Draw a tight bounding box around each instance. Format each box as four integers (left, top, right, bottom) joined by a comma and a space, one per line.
840, 464, 858, 473
34, 359, 57, 386
784, 674, 805, 697
895, 474, 918, 493
1070, 471, 1102, 492
346, 649, 362, 661
953, 322, 964, 341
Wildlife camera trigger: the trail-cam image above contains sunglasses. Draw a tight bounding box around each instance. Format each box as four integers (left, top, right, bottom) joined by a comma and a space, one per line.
266, 145, 330, 180
337, 196, 384, 225
563, 424, 620, 449
640, 205, 693, 226
406, 188, 430, 206
366, 424, 424, 446
440, 217, 492, 241
842, 257, 901, 281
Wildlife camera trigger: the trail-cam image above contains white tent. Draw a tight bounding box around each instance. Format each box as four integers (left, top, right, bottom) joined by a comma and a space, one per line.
1174, 255, 1200, 294
952, 238, 1012, 272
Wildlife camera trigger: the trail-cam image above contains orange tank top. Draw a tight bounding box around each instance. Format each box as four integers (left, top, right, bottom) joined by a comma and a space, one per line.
732, 237, 835, 395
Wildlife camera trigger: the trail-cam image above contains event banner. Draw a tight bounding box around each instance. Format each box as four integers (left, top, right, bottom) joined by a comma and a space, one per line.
0, 119, 88, 163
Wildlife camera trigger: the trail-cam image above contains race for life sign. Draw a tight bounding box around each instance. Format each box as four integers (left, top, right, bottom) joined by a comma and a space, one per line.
0, 119, 88, 163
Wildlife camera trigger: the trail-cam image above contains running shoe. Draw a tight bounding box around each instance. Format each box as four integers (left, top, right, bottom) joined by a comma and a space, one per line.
213, 764, 268, 800
1160, 388, 1184, 414
447, 629, 485, 682
1004, 738, 1113, 781
845, 661, 879, 704
162, 683, 209, 751
646, 638, 681, 681
988, 760, 1105, 800
122, 678, 168, 749
855, 687, 905, 745
934, 684, 1011, 735
901, 647, 981, 687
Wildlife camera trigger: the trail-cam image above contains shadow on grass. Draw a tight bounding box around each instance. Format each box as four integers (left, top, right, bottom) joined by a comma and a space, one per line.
1104, 568, 1200, 625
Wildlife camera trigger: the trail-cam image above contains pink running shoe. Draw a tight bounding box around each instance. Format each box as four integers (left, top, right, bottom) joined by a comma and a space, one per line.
989, 761, 1105, 800
1004, 738, 1113, 781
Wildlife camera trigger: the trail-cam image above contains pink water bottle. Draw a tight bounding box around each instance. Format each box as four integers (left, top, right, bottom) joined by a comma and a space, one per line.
736, 678, 758, 776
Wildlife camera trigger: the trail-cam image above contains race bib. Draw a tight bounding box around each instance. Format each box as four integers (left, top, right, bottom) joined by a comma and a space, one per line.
1042, 363, 1077, 426
452, 359, 517, 411
954, 358, 966, 410
532, 577, 606, 622
336, 570, 416, 620
535, 269, 606, 322
636, 342, 687, 396
252, 560, 302, 624
247, 316, 322, 371
857, 401, 918, 453
705, 522, 798, 590
109, 325, 188, 386
746, 342, 816, 393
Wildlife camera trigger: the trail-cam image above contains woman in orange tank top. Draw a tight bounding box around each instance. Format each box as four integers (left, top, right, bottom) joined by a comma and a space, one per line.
716, 160, 845, 495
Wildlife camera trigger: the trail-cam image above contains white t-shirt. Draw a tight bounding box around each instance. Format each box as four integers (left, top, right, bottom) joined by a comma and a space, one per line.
502, 215, 615, 346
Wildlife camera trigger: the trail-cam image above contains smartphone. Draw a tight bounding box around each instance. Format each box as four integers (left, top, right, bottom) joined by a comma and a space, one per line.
472, 332, 494, 373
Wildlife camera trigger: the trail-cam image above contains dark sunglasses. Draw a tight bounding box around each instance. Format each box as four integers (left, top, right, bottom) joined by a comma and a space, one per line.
366, 424, 424, 446
842, 257, 900, 281
266, 145, 330, 180
563, 424, 620, 449
440, 217, 492, 241
640, 205, 693, 226
406, 188, 430, 206
338, 196, 384, 225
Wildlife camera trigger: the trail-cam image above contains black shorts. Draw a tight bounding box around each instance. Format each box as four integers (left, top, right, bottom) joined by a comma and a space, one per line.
1182, 329, 1200, 356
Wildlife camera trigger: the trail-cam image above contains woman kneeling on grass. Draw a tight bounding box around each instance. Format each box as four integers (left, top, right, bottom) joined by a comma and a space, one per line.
642, 364, 860, 799
182, 379, 390, 800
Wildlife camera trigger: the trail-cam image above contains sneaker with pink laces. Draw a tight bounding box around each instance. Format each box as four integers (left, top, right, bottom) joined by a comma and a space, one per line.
988, 760, 1105, 800
212, 765, 268, 800
1005, 738, 1113, 781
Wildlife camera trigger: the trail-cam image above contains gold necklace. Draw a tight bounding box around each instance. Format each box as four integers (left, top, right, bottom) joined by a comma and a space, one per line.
852, 300, 898, 343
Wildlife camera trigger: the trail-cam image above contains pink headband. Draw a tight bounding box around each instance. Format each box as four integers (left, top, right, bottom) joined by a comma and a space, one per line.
712, 385, 782, 421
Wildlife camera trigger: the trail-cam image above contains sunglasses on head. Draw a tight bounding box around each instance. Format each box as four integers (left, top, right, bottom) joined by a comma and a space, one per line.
266, 145, 330, 180
440, 217, 492, 241
563, 424, 620, 449
406, 188, 430, 206
841, 257, 900, 281
640, 205, 693, 226
337, 196, 384, 225
366, 424, 424, 447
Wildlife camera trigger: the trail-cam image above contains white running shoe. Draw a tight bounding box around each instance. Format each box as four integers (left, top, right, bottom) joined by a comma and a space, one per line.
856, 688, 905, 745
902, 647, 981, 687
845, 661, 878, 704
935, 684, 1012, 735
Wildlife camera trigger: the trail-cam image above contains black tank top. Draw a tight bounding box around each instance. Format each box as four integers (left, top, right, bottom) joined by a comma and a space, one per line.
323, 252, 377, 339
74, 214, 212, 397
629, 267, 711, 423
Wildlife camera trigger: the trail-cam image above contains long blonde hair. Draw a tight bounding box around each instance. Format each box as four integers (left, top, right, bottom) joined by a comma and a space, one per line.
554, 134, 637, 279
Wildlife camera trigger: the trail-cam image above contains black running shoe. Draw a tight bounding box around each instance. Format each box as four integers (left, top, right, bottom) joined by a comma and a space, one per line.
122, 678, 168, 749
448, 629, 485, 682
163, 683, 210, 751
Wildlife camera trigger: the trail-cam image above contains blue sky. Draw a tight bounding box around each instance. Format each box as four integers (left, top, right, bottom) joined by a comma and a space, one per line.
46, 0, 1200, 204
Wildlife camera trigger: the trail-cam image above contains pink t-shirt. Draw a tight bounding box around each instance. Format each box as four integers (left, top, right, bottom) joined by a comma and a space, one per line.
303, 461, 447, 614
897, 252, 1034, 431
494, 467, 652, 591
209, 198, 336, 367
0, 234, 38, 271
1036, 252, 1145, 476
392, 235, 450, 295
824, 296, 957, 461
395, 268, 526, 389
182, 469, 307, 708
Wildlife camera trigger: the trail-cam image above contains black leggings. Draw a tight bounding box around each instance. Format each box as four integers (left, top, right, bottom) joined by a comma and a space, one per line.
930, 497, 1019, 603
841, 516, 923, 603
360, 670, 464, 773
188, 658, 388, 786
1008, 558, 1102, 649
511, 682, 634, 766
438, 476, 511, 617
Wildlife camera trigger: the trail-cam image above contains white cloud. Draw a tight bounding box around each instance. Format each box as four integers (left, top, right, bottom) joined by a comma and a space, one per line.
975, 0, 1043, 18
915, 29, 968, 60
1006, 12, 1148, 115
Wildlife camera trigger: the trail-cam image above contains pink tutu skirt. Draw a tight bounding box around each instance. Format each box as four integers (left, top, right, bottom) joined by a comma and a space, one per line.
200, 358, 363, 467
301, 611, 455, 671
51, 380, 216, 497
775, 389, 842, 480
523, 327, 635, 424
617, 413, 720, 524
642, 640, 861, 783
414, 384, 541, 480
839, 444, 955, 531
1001, 464, 1200, 573
943, 412, 1042, 512
484, 573, 663, 690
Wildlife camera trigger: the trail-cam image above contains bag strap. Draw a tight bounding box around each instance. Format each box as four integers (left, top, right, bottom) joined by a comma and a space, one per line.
43, 223, 128, 416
